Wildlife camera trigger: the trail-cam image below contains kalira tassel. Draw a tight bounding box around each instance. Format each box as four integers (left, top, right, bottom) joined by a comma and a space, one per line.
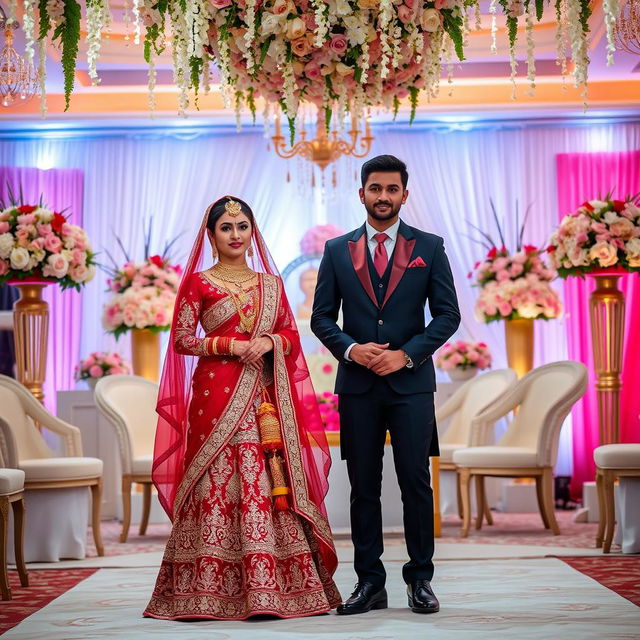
258, 396, 291, 511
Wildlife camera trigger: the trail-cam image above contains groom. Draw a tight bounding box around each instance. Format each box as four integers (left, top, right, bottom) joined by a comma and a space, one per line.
311, 155, 460, 615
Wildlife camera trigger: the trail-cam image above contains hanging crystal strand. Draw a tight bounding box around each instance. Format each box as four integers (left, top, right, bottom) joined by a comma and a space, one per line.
38, 38, 47, 118
123, 0, 132, 44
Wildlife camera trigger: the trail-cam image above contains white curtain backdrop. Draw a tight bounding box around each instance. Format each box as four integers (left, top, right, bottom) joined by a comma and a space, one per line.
2, 119, 639, 474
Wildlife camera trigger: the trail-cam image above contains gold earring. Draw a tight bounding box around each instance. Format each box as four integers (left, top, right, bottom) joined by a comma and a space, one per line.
212, 245, 218, 260
247, 246, 254, 258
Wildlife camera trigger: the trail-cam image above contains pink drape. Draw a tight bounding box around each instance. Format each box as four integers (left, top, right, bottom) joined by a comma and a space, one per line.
556, 151, 640, 497
0, 167, 84, 413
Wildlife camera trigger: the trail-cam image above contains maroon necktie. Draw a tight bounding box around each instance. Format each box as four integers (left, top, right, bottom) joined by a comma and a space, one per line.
373, 232, 389, 277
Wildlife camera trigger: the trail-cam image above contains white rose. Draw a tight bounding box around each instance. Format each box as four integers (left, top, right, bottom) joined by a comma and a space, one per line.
603, 210, 620, 225
336, 0, 352, 15
285, 16, 306, 40
0, 233, 14, 259
589, 241, 618, 268
42, 252, 69, 278
10, 247, 30, 270
517, 303, 541, 319
420, 8, 442, 33
37, 208, 53, 223
588, 200, 608, 211
626, 238, 640, 267
260, 13, 282, 37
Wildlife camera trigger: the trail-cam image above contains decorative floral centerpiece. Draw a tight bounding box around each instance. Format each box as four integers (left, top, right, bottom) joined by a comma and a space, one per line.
469, 201, 562, 323
471, 245, 563, 322
102, 255, 181, 338
316, 391, 340, 431
436, 340, 491, 381
547, 197, 640, 277
75, 351, 132, 387
0, 204, 96, 290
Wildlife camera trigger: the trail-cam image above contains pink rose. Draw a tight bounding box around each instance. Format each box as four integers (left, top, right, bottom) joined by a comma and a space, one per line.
89, 365, 103, 378
210, 0, 232, 8
37, 223, 52, 236
0, 221, 8, 234
509, 263, 524, 277
304, 60, 321, 79
15, 228, 31, 247
498, 301, 513, 316
496, 269, 511, 281
44, 233, 63, 253
397, 4, 413, 23
329, 34, 348, 56
16, 213, 37, 225
0, 259, 8, 276
610, 218, 635, 240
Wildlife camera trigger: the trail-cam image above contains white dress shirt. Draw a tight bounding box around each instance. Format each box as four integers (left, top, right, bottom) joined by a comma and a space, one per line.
344, 219, 401, 361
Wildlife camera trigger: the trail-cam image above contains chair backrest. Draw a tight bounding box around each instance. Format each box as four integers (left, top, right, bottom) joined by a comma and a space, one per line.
498, 361, 588, 466
94, 374, 159, 474
441, 369, 518, 446
0, 375, 52, 461
0, 416, 18, 468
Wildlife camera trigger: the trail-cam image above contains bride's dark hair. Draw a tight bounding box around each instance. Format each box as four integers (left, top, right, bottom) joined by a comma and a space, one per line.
207, 196, 255, 232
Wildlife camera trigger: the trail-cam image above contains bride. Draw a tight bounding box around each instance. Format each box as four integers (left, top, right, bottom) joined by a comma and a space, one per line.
144, 196, 341, 620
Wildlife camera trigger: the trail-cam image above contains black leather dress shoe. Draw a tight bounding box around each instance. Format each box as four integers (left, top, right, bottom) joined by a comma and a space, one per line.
407, 580, 440, 614
336, 582, 388, 615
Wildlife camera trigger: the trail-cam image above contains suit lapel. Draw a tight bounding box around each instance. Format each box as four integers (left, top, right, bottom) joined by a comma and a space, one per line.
382, 221, 416, 308
348, 226, 378, 308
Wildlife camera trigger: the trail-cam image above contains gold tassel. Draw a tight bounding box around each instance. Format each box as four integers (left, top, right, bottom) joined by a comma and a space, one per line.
257, 395, 290, 510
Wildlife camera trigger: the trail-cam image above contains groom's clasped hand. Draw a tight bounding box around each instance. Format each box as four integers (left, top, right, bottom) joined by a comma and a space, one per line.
350, 342, 407, 376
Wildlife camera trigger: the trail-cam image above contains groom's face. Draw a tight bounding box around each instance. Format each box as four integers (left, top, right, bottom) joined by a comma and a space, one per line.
359, 171, 408, 221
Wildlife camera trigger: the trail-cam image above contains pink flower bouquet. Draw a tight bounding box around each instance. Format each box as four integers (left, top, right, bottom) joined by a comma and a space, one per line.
306, 391, 340, 431
300, 225, 344, 256
435, 340, 492, 372
102, 255, 181, 338
75, 351, 131, 381
547, 197, 640, 277
0, 204, 96, 290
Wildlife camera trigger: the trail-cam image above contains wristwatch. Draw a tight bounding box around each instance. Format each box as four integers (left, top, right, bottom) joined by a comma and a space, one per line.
403, 351, 414, 369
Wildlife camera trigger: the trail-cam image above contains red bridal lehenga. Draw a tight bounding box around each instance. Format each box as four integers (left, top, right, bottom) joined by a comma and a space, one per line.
144, 200, 341, 621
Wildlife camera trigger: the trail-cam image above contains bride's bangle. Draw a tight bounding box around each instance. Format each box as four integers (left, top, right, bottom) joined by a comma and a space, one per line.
230, 338, 236, 356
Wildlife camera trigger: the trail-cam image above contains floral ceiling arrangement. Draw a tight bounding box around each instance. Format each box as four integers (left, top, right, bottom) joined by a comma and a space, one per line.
9, 0, 619, 122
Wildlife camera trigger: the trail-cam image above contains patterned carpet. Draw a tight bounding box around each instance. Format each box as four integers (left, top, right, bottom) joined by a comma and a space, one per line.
560, 557, 640, 607
0, 569, 98, 635
84, 510, 600, 558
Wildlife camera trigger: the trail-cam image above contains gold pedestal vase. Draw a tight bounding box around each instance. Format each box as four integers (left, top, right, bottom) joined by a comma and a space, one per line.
588, 270, 626, 445
504, 317, 534, 379
131, 328, 161, 382
10, 281, 50, 404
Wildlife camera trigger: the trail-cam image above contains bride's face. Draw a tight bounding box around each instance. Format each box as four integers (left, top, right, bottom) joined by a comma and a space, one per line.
211, 211, 253, 262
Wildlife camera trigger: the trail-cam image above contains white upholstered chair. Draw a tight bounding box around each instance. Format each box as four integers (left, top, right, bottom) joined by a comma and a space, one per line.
0, 374, 104, 557
452, 361, 587, 537
594, 444, 640, 553
0, 417, 28, 600
94, 375, 158, 543
436, 369, 518, 522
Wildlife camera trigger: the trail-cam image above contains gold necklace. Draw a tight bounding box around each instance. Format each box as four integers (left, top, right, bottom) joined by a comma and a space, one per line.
211, 262, 256, 285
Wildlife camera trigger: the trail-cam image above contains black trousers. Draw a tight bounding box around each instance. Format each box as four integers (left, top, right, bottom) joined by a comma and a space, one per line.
339, 377, 436, 588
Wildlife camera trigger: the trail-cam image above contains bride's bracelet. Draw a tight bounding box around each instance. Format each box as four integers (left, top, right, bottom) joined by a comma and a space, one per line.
205, 336, 236, 356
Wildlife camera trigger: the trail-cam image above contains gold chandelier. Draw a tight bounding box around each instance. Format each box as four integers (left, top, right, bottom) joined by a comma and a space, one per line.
271, 109, 374, 176
0, 8, 38, 108
614, 0, 640, 54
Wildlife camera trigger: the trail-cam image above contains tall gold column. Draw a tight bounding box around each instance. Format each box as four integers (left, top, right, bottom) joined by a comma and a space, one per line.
131, 329, 161, 382
11, 283, 50, 404
504, 318, 534, 378
588, 272, 625, 445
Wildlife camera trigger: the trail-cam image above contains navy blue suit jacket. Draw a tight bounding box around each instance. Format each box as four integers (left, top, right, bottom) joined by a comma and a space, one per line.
310, 220, 461, 395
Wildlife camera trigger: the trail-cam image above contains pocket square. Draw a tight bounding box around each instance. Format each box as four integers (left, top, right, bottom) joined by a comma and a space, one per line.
408, 257, 426, 268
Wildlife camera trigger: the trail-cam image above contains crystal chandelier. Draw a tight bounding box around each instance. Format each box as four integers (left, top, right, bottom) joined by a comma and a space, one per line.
271, 108, 374, 182
0, 7, 38, 107
614, 0, 640, 55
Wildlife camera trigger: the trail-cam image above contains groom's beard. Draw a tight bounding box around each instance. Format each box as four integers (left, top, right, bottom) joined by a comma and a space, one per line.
365, 201, 402, 221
